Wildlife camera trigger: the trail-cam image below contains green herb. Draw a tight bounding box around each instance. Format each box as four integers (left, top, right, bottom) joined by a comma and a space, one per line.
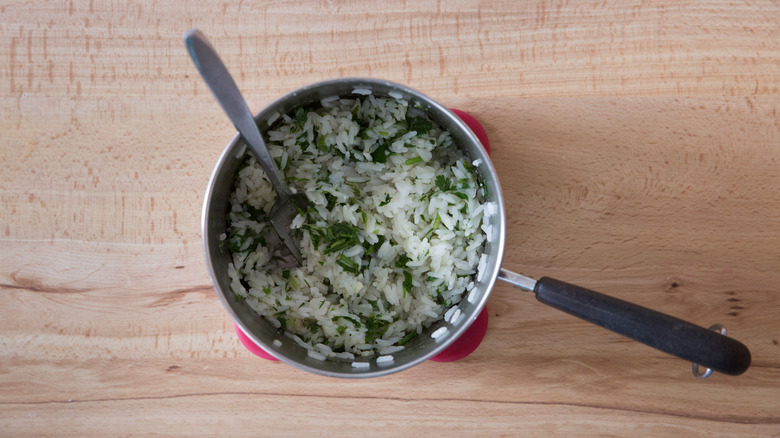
363, 315, 391, 344
325, 192, 338, 210
403, 270, 413, 298
302, 224, 323, 248
432, 291, 451, 306
395, 254, 411, 268
332, 315, 361, 328
316, 134, 328, 152
435, 175, 453, 192
337, 254, 361, 275
294, 107, 307, 123
243, 202, 268, 222
337, 326, 346, 335
431, 213, 442, 230
282, 270, 290, 279
227, 228, 263, 254
363, 235, 385, 257
453, 192, 469, 200
398, 330, 418, 345
234, 293, 244, 302
263, 286, 271, 295
378, 193, 391, 207
405, 156, 423, 165
371, 141, 393, 163
323, 222, 360, 254
409, 116, 432, 135
423, 213, 442, 239
346, 182, 361, 198
304, 318, 320, 334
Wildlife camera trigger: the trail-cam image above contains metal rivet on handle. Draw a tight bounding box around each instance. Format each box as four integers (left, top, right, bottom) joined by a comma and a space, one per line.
692, 324, 728, 379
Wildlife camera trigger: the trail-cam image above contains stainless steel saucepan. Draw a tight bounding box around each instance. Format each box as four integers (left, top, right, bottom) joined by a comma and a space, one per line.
200, 78, 751, 378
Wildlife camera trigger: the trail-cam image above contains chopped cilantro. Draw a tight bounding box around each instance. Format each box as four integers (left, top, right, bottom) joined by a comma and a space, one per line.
403, 270, 413, 298
405, 156, 423, 165
423, 213, 442, 239
304, 318, 320, 334
371, 141, 393, 163
378, 193, 391, 207
363, 315, 391, 344
398, 330, 418, 345
332, 315, 361, 328
316, 134, 328, 151
294, 107, 307, 123
435, 175, 453, 192
409, 116, 432, 135
336, 254, 361, 275
395, 254, 411, 268
323, 222, 360, 254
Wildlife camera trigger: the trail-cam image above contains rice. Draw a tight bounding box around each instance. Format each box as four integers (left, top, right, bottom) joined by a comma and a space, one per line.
431, 326, 448, 340
226, 95, 486, 359
376, 355, 394, 364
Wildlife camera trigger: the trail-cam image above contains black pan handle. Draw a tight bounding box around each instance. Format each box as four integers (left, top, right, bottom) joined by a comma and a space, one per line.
533, 277, 751, 376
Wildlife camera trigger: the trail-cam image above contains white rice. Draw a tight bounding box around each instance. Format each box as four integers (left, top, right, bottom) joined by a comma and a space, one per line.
307, 350, 326, 361
376, 355, 394, 364
235, 144, 247, 159
444, 305, 457, 322
452, 309, 464, 325
226, 95, 486, 359
267, 111, 281, 126
431, 326, 448, 340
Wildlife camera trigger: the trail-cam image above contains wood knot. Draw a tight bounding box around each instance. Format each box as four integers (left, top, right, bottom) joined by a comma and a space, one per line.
664, 278, 683, 291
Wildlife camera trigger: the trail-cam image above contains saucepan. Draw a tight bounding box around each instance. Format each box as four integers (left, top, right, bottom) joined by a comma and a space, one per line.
201, 78, 751, 378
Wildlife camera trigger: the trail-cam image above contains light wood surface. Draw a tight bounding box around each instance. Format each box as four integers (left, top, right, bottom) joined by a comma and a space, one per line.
2, 1, 780, 436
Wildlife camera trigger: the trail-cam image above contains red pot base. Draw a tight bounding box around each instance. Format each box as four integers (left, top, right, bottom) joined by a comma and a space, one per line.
234, 108, 491, 363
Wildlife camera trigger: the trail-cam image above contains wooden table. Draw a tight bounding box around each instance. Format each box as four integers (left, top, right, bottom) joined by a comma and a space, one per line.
2, 1, 779, 436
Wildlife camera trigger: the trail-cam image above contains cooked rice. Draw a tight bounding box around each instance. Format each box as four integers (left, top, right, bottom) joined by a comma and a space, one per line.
226, 95, 486, 359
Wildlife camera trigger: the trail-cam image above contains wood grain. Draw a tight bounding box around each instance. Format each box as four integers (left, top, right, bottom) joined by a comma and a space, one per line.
2, 1, 780, 436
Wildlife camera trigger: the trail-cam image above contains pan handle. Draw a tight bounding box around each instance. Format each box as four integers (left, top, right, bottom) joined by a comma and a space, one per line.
497, 270, 751, 376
